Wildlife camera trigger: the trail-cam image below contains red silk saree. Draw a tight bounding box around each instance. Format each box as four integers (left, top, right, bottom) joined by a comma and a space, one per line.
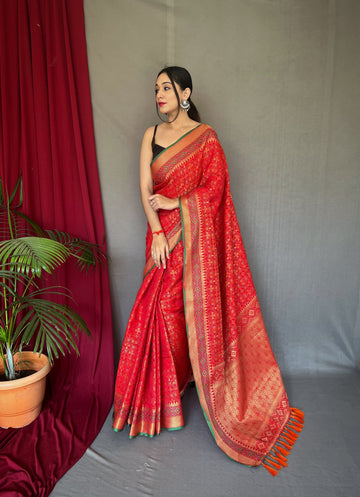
113, 124, 303, 475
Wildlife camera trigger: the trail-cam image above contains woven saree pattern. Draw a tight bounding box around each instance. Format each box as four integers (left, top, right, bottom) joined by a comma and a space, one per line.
113, 124, 303, 472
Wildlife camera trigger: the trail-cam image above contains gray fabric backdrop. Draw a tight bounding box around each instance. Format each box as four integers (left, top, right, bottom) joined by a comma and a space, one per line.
83, 0, 360, 375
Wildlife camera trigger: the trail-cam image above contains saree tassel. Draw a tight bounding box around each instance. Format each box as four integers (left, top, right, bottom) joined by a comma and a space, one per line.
272, 451, 287, 464
288, 419, 303, 433
281, 432, 295, 444
271, 454, 288, 467
268, 460, 282, 470
276, 445, 290, 457
286, 424, 300, 441
262, 406, 304, 476
278, 439, 293, 450
262, 451, 287, 476
291, 414, 304, 424
262, 463, 279, 477
285, 432, 298, 441
290, 411, 304, 421
291, 408, 305, 420
284, 427, 299, 440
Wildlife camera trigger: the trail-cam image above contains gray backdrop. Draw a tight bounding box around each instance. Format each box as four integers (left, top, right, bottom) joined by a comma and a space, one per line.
84, 0, 360, 375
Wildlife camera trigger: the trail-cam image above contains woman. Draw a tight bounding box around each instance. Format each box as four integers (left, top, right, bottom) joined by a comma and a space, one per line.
113, 67, 303, 475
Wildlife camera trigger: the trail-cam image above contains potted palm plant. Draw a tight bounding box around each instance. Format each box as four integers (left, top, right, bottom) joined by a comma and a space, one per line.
0, 177, 105, 428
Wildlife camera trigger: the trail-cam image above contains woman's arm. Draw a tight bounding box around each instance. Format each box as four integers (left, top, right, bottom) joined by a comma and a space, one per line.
139, 128, 176, 269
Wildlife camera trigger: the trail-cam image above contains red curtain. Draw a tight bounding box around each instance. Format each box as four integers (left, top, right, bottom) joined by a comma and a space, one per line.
0, 1, 114, 495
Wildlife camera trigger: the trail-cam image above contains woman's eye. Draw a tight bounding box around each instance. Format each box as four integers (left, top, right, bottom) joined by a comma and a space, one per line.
155, 89, 159, 94
164, 86, 171, 91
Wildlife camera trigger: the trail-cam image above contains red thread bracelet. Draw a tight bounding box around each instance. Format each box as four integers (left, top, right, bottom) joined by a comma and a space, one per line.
152, 230, 164, 236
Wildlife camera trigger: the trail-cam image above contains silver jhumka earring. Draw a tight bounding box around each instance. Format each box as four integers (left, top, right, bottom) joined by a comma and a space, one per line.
180, 99, 190, 112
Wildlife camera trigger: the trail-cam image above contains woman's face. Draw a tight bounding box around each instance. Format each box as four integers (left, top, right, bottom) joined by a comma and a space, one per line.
155, 73, 184, 116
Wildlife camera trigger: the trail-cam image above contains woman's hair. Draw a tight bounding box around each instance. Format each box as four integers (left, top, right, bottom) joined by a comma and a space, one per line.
156, 66, 201, 123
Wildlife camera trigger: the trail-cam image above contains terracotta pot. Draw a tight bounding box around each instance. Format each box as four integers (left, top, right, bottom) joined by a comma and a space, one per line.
0, 352, 51, 428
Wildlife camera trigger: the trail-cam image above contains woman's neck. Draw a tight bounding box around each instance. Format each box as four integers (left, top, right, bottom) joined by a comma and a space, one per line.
165, 112, 195, 130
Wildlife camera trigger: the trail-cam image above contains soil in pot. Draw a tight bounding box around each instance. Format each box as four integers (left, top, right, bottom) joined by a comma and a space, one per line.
0, 370, 37, 381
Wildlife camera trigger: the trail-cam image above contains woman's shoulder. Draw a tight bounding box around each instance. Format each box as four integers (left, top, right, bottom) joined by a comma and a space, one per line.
199, 123, 219, 140
141, 125, 157, 147
198, 122, 215, 132
143, 125, 156, 137
144, 122, 167, 132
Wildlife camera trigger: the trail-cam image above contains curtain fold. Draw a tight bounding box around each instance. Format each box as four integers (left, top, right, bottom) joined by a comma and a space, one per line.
0, 1, 114, 495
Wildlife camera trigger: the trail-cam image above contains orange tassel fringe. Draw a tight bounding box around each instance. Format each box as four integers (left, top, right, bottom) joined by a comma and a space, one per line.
262, 463, 278, 476
279, 440, 292, 450
273, 451, 287, 463
271, 454, 288, 467
281, 434, 295, 445
292, 414, 304, 423
261, 407, 304, 476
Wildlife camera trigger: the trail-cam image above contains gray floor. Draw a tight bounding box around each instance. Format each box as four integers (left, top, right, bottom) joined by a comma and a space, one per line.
50, 373, 360, 497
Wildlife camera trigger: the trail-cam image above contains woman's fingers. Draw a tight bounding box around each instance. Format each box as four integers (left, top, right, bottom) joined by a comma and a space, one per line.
151, 241, 169, 269
148, 194, 178, 212
148, 195, 159, 211
158, 246, 167, 269
151, 249, 162, 268
148, 194, 168, 211
151, 251, 160, 268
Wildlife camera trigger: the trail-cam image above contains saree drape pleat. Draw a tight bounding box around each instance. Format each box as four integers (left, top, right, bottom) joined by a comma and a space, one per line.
113, 124, 302, 470
0, 1, 114, 495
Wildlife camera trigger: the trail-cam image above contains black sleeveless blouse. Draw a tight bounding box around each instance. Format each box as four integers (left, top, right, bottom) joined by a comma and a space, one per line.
152, 125, 165, 160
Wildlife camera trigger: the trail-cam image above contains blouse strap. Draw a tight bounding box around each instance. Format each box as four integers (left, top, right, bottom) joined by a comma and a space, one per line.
151, 125, 158, 146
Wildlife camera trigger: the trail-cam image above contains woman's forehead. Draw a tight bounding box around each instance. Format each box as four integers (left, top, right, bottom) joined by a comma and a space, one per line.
155, 73, 172, 87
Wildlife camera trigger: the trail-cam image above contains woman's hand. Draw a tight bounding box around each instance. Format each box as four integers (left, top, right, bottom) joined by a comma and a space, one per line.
151, 233, 169, 269
148, 194, 179, 212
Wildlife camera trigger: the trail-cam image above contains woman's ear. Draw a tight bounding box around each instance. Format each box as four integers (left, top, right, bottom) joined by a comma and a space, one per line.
183, 88, 191, 100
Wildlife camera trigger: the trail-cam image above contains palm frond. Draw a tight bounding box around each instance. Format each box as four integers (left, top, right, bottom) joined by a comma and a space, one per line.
12, 210, 45, 236
0, 327, 7, 343
0, 176, 23, 209
8, 176, 23, 208
14, 298, 91, 364
0, 268, 30, 288
0, 237, 70, 277
46, 230, 106, 271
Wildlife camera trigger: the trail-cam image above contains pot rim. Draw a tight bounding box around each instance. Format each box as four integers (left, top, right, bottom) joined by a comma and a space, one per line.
0, 352, 51, 390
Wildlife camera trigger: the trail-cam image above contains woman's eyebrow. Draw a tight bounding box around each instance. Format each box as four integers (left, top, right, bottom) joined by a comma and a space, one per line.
155, 81, 172, 88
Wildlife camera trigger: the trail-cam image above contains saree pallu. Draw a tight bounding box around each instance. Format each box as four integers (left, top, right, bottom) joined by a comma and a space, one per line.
113, 124, 303, 474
